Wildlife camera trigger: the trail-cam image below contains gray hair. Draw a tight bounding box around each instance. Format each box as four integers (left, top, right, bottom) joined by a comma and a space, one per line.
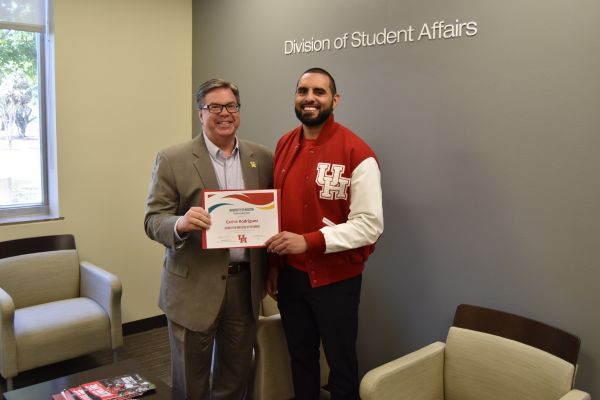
195, 78, 241, 110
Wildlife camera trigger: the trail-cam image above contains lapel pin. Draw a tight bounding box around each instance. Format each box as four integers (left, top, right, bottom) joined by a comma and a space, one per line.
250, 161, 257, 168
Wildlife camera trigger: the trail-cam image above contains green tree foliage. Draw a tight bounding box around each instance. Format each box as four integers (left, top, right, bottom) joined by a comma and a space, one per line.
0, 30, 37, 80
0, 29, 37, 142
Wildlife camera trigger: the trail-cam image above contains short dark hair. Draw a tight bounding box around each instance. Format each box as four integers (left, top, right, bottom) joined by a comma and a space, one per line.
195, 78, 240, 110
297, 67, 337, 95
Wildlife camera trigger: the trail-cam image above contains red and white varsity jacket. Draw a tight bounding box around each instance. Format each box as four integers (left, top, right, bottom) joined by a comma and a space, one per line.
273, 115, 384, 287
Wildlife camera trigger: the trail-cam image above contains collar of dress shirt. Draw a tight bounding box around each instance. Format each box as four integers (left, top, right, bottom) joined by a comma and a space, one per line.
203, 132, 239, 160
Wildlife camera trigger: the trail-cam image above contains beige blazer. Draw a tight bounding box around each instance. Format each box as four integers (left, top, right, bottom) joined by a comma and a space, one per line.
144, 134, 274, 331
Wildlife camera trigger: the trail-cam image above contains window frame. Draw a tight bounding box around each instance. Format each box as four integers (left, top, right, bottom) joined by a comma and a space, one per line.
0, 3, 58, 225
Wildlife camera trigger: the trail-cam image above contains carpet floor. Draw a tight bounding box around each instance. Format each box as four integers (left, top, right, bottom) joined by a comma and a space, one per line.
0, 326, 171, 395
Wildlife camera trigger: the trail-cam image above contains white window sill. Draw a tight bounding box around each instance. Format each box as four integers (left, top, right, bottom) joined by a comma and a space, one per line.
0, 215, 64, 226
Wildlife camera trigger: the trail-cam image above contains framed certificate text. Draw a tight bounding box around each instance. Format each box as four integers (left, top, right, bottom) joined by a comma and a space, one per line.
202, 189, 281, 249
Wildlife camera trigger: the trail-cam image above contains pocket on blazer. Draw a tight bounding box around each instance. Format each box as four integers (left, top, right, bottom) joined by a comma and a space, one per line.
165, 259, 189, 278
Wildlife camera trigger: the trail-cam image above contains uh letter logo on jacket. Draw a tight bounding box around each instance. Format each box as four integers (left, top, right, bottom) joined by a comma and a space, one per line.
315, 162, 350, 200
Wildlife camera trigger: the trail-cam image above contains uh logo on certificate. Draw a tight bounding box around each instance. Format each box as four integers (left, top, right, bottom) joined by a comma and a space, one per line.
202, 189, 281, 249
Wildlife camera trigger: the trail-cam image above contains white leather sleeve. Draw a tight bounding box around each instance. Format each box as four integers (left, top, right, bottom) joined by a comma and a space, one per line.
320, 157, 384, 253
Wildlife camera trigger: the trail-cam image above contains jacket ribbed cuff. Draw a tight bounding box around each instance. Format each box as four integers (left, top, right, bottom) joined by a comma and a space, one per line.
303, 231, 326, 253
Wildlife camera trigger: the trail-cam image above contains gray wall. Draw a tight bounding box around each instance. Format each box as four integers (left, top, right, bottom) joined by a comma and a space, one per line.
193, 0, 600, 394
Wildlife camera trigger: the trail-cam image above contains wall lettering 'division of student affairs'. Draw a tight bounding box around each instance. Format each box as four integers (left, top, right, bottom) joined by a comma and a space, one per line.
284, 19, 478, 55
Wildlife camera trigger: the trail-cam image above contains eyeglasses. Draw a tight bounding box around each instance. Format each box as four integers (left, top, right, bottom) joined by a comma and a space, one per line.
200, 103, 241, 114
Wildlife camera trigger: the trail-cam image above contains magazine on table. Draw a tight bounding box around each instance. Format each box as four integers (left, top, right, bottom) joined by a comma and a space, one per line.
51, 373, 156, 399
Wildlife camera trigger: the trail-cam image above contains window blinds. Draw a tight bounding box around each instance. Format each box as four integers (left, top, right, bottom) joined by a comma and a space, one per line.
0, 0, 46, 32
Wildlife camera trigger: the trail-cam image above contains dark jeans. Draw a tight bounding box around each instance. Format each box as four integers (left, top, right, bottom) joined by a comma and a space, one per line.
278, 265, 362, 400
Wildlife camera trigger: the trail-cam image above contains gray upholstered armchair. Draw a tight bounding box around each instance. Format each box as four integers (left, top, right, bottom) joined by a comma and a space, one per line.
252, 295, 329, 400
360, 304, 590, 400
0, 234, 123, 390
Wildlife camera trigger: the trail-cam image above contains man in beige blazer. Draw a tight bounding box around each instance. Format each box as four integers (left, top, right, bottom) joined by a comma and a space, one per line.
144, 79, 273, 400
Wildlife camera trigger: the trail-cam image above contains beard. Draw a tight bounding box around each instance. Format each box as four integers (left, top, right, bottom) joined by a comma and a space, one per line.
295, 102, 334, 127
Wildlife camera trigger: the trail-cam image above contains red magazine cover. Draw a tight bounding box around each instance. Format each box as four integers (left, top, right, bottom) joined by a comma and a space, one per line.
98, 373, 156, 398
51, 386, 95, 400
52, 373, 155, 400
80, 381, 121, 399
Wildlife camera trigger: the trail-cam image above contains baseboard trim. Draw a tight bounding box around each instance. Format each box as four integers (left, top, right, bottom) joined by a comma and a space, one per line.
123, 314, 167, 336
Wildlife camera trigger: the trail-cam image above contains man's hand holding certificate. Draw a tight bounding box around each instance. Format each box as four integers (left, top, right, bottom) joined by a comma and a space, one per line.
202, 189, 281, 249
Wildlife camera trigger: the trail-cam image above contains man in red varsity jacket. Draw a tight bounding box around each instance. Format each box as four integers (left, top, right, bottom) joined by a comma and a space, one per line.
265, 68, 384, 400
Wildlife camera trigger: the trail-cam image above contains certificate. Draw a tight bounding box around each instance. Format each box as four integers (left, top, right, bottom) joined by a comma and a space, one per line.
202, 189, 281, 249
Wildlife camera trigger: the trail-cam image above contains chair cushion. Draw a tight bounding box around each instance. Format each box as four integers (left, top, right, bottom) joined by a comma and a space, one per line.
260, 295, 279, 317
445, 327, 575, 400
0, 250, 80, 308
14, 297, 111, 372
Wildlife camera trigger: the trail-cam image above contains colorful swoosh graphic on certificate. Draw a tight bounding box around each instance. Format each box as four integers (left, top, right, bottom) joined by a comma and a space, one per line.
208, 192, 275, 214
208, 203, 233, 213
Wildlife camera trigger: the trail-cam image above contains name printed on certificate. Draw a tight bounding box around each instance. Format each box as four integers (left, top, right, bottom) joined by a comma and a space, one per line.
202, 189, 281, 249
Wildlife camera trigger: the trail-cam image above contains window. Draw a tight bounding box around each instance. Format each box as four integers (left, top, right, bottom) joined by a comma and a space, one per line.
0, 0, 56, 223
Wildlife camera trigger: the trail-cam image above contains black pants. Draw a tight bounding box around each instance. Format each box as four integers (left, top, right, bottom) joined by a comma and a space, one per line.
278, 265, 362, 400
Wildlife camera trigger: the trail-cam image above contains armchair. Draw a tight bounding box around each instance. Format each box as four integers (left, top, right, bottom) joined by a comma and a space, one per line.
0, 234, 123, 390
360, 304, 590, 400
253, 295, 329, 400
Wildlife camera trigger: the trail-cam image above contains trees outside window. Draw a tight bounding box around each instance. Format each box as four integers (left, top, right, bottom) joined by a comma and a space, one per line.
0, 28, 43, 209
0, 0, 54, 222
